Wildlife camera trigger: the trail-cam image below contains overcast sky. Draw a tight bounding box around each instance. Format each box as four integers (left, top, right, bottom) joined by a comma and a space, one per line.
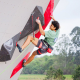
53, 0, 80, 36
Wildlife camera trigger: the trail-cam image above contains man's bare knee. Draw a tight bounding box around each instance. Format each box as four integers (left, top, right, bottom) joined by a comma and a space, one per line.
28, 35, 33, 39
27, 35, 33, 41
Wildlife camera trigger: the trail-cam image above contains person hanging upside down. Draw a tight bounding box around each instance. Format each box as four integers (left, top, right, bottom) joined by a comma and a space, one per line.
17, 16, 60, 67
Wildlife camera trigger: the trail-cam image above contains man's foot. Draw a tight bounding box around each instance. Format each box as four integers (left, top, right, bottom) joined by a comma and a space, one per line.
17, 44, 23, 53
22, 59, 26, 67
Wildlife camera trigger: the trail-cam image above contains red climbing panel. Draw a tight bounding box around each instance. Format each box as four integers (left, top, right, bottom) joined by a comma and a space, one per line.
10, 52, 30, 78
35, 0, 54, 38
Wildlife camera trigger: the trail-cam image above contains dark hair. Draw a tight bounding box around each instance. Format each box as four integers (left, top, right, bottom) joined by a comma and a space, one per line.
52, 21, 59, 30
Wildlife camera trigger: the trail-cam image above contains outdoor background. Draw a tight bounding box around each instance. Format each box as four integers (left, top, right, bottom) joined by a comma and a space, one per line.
18, 0, 80, 80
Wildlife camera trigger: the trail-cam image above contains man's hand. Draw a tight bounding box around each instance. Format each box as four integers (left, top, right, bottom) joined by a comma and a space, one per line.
36, 18, 45, 36
36, 19, 41, 25
50, 15, 53, 19
50, 15, 60, 29
50, 15, 56, 21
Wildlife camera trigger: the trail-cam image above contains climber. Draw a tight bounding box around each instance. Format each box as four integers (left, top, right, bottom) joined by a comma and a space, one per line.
17, 15, 60, 67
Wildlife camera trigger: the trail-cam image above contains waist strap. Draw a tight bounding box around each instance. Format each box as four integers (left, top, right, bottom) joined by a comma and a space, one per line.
41, 39, 53, 53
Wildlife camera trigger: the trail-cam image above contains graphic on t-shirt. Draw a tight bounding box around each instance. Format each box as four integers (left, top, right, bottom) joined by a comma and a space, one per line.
54, 38, 58, 42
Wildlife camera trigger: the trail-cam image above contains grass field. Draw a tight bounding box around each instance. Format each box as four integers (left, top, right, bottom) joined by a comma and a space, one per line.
18, 74, 73, 80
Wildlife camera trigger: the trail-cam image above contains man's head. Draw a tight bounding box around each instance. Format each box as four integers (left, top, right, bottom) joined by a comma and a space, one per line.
50, 21, 59, 31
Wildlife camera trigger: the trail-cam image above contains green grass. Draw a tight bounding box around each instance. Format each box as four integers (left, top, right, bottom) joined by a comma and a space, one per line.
18, 74, 73, 80
18, 74, 46, 80
64, 75, 72, 78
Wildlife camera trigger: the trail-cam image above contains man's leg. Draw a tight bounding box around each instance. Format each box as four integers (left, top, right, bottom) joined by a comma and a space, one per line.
17, 35, 39, 52
23, 50, 37, 66
21, 35, 38, 50
22, 36, 39, 66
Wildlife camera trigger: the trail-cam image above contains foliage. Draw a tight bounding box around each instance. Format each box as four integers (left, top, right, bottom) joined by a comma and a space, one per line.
44, 67, 66, 80
54, 69, 66, 80
72, 65, 80, 80
70, 27, 80, 65
44, 66, 55, 80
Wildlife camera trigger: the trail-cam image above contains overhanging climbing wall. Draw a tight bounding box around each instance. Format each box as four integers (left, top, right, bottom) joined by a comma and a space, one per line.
0, 6, 44, 62
0, 0, 60, 80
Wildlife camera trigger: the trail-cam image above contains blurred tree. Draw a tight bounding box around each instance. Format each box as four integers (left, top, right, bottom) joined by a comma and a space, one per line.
54, 69, 66, 80
70, 26, 80, 65
44, 66, 55, 80
72, 65, 80, 80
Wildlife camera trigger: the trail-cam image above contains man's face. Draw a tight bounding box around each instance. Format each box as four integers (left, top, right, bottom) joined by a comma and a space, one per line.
50, 24, 56, 30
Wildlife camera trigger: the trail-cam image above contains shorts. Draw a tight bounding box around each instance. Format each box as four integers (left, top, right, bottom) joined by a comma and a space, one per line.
36, 39, 49, 55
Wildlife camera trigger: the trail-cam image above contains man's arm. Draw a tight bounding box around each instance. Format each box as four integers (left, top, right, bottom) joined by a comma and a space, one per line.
50, 16, 60, 28
36, 19, 45, 36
